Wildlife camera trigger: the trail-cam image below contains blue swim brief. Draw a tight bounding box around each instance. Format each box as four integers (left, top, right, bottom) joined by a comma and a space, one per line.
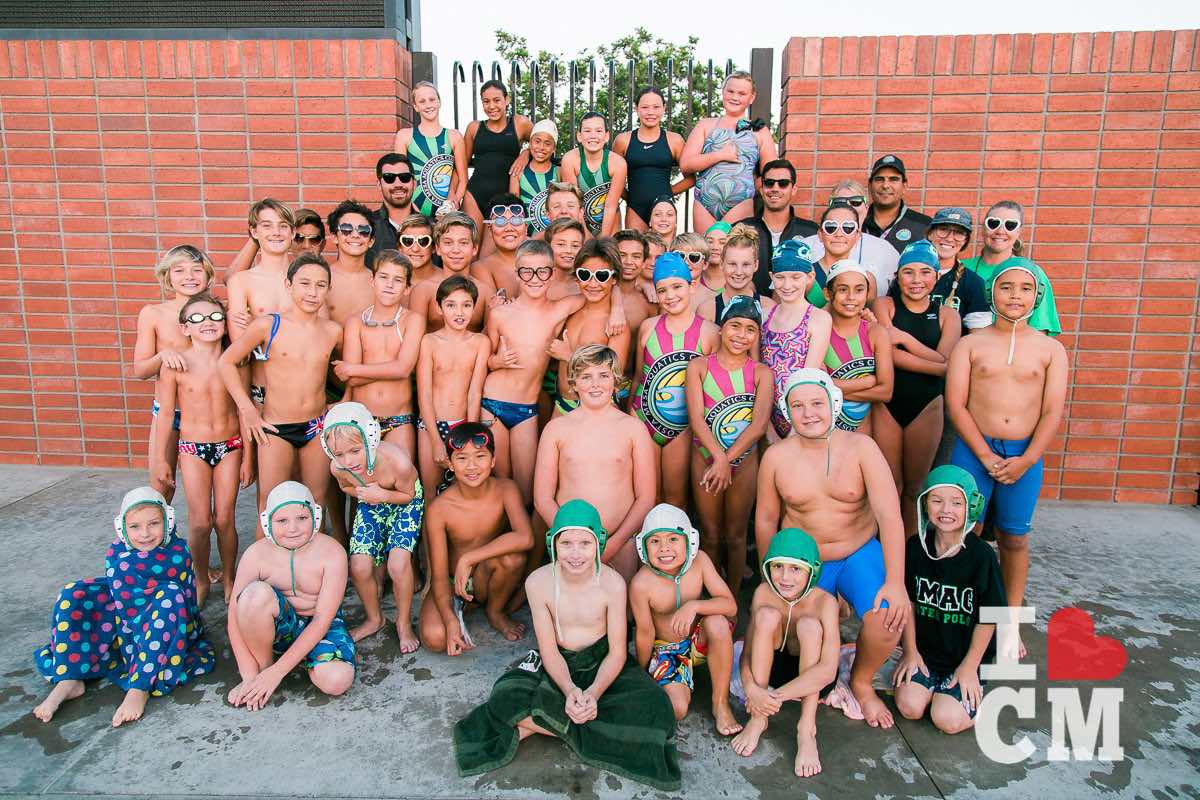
950, 435, 1043, 535
350, 480, 425, 563
151, 399, 182, 432
272, 587, 356, 671
815, 536, 888, 619
481, 397, 538, 430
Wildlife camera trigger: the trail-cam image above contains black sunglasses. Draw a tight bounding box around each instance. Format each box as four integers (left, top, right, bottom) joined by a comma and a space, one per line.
671, 250, 705, 265
762, 178, 793, 188
575, 267, 614, 283
380, 172, 414, 184
399, 234, 432, 248
985, 217, 1021, 232
294, 233, 324, 245
830, 195, 866, 208
184, 311, 226, 324
337, 223, 373, 237
517, 265, 554, 282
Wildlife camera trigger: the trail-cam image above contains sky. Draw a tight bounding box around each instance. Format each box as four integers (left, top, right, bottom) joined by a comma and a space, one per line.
418, 0, 1199, 128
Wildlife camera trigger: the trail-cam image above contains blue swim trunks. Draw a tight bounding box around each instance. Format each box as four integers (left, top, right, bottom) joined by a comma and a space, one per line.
815, 536, 888, 619
350, 480, 425, 563
950, 436, 1043, 535
481, 397, 539, 430
911, 667, 985, 719
272, 587, 356, 671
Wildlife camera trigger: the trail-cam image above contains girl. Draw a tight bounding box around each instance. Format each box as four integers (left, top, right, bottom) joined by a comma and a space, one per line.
681, 71, 777, 232
463, 79, 532, 237
670, 232, 709, 285
872, 241, 961, 534
393, 81, 467, 219
810, 202, 877, 308
822, 261, 894, 436
613, 87, 693, 230
698, 224, 775, 324
154, 293, 253, 606
632, 252, 720, 507
510, 120, 560, 234
686, 295, 773, 595
647, 195, 679, 250
760, 240, 833, 439
701, 223, 730, 291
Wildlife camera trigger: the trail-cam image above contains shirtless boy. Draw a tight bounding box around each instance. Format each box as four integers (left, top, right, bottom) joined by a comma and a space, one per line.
544, 217, 586, 301
334, 249, 425, 457
471, 193, 528, 297
630, 503, 740, 735
226, 199, 296, 337
409, 212, 494, 332
227, 481, 355, 707
323, 200, 377, 325
614, 230, 658, 357
219, 254, 343, 540
321, 403, 424, 650
731, 528, 839, 778
534, 345, 655, 580
947, 261, 1067, 656
454, 500, 681, 791
420, 422, 534, 653
756, 368, 908, 727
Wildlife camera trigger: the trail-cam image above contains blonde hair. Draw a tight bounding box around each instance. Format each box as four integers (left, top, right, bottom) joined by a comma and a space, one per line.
433, 211, 477, 245
547, 181, 584, 205
247, 198, 295, 230
723, 70, 755, 91
671, 232, 708, 257
643, 231, 666, 249
413, 80, 440, 100
397, 214, 434, 236
831, 178, 867, 198
567, 344, 623, 388
155, 245, 215, 294
324, 424, 365, 450
986, 200, 1025, 256
722, 223, 759, 261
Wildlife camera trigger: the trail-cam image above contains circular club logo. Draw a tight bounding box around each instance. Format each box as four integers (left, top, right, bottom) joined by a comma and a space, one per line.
421, 153, 455, 207
704, 393, 755, 465
527, 189, 551, 232
896, 228, 912, 242
582, 181, 609, 235
640, 351, 697, 438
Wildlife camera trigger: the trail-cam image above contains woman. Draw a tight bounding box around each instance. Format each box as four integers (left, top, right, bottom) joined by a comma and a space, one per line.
462, 80, 532, 239
393, 82, 468, 219
810, 202, 877, 306
680, 71, 777, 232
802, 179, 899, 293
922, 207, 990, 335
613, 87, 692, 231
961, 200, 1061, 335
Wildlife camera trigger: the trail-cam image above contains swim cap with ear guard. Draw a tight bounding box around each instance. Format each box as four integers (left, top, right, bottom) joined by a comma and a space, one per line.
321, 401, 382, 472
114, 486, 175, 547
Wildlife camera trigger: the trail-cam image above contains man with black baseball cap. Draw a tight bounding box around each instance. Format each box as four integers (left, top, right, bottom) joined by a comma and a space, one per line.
864, 154, 930, 254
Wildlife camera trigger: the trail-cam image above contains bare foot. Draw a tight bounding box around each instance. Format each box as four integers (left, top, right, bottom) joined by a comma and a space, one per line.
713, 700, 743, 736
223, 578, 235, 604
111, 689, 149, 727
32, 680, 84, 722
397, 620, 421, 654
350, 616, 387, 643
504, 586, 527, 615
731, 715, 768, 756
209, 568, 223, 584
486, 609, 526, 641
851, 681, 894, 729
1019, 634, 1027, 660
795, 723, 822, 777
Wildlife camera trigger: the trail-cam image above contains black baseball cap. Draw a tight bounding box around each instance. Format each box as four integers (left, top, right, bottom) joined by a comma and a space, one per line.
869, 154, 907, 180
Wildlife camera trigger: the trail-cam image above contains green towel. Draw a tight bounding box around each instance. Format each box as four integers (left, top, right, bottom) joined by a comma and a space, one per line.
454, 637, 682, 791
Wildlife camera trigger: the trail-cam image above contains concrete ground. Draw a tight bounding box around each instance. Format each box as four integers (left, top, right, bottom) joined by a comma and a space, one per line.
0, 465, 1197, 800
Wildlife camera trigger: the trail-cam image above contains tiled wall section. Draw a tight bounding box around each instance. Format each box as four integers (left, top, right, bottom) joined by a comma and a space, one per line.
780, 30, 1199, 504
0, 39, 411, 468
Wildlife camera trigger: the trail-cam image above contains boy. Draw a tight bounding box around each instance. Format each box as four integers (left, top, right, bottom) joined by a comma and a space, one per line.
544, 217, 587, 301
894, 466, 1006, 734
614, 229, 658, 353
454, 500, 681, 791
321, 402, 424, 649
560, 112, 628, 237
226, 199, 297, 334
415, 276, 491, 495
323, 200, 378, 325
946, 261, 1068, 657
510, 119, 559, 234
471, 194, 528, 298
397, 214, 440, 291
630, 503, 740, 735
534, 345, 656, 580
226, 481, 355, 708
731, 528, 839, 779
333, 249, 425, 457
545, 181, 586, 228
482, 240, 589, 505
420, 422, 534, 653
409, 212, 494, 332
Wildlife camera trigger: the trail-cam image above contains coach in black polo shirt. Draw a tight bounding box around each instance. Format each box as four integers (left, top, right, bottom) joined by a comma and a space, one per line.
864, 154, 931, 253
366, 153, 415, 267
733, 158, 818, 295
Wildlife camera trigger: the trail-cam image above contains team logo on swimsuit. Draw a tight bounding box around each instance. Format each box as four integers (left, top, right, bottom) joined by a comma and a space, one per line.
705, 394, 755, 466
641, 351, 697, 437
582, 182, 609, 235
420, 153, 455, 206
896, 228, 912, 242
528, 189, 551, 232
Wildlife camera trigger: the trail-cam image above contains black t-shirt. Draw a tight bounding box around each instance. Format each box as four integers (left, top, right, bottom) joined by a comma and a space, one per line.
365, 205, 400, 269
905, 533, 1007, 675
864, 202, 931, 253
888, 262, 988, 336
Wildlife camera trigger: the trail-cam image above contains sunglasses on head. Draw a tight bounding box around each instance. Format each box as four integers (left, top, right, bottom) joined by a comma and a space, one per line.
985, 216, 1021, 233
447, 429, 492, 451
821, 220, 859, 236
575, 267, 614, 284
487, 204, 527, 228
399, 234, 432, 248
294, 233, 323, 245
671, 250, 705, 265
517, 265, 554, 282
830, 195, 866, 208
380, 171, 414, 184
337, 223, 373, 237
762, 177, 793, 189
184, 311, 225, 324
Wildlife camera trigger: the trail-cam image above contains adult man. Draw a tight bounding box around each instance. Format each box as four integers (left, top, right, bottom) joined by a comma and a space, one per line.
863, 155, 930, 254
366, 153, 415, 267
733, 159, 817, 296
802, 179, 901, 294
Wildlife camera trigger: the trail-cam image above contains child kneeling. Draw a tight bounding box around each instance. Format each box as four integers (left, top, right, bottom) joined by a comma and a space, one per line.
893, 466, 1006, 734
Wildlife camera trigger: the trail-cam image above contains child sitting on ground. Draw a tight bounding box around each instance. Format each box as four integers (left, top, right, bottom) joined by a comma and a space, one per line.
226, 481, 355, 709
320, 402, 424, 650
33, 488, 215, 727
629, 503, 740, 735
454, 500, 681, 791
894, 466, 1006, 734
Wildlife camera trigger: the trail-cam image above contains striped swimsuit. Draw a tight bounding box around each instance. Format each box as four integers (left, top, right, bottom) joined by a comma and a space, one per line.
407, 127, 455, 217
824, 319, 876, 431
694, 354, 758, 468
633, 315, 705, 446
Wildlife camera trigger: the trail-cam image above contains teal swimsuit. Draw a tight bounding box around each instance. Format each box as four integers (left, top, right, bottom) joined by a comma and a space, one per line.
577, 145, 612, 236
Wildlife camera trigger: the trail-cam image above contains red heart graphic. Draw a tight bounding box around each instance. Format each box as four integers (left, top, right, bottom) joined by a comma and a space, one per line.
1047, 607, 1127, 681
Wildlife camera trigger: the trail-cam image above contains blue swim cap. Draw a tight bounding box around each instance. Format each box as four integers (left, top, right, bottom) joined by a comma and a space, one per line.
652, 252, 692, 285
771, 238, 814, 273
898, 239, 940, 270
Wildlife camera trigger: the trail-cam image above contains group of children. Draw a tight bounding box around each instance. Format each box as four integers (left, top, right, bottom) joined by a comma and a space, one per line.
29, 73, 1070, 791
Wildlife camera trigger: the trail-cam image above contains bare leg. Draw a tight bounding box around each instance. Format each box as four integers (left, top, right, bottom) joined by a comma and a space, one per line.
162, 428, 180, 503
298, 438, 341, 545
701, 614, 741, 735
480, 553, 527, 640
179, 453, 215, 607
691, 199, 717, 236
112, 688, 149, 727
418, 593, 449, 653
507, 416, 540, 508
482, 408, 512, 479
732, 606, 782, 756
309, 661, 354, 696
692, 448, 725, 578
32, 680, 85, 722
872, 403, 904, 491
388, 548, 420, 653
383, 424, 416, 463
930, 692, 975, 734
349, 554, 386, 641
255, 436, 299, 538
997, 529, 1030, 658
850, 610, 900, 728
416, 426, 441, 504
900, 397, 943, 536
235, 581, 281, 670
664, 683, 692, 721
623, 206, 649, 232
211, 451, 243, 603
516, 715, 554, 740
895, 681, 933, 720
793, 617, 824, 777
660, 431, 691, 508
720, 197, 755, 225
720, 455, 758, 597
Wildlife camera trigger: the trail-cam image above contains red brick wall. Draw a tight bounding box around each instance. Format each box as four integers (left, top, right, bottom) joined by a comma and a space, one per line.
0, 39, 411, 468
780, 30, 1200, 505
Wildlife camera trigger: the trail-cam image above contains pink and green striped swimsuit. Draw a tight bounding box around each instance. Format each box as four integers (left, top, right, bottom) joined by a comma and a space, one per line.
823, 319, 875, 431
694, 354, 758, 467
633, 314, 706, 446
